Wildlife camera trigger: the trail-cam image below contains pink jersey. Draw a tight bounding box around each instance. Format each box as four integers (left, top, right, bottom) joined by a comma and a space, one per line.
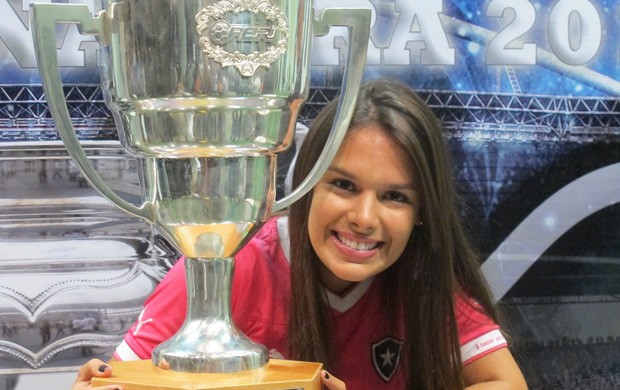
116, 217, 507, 388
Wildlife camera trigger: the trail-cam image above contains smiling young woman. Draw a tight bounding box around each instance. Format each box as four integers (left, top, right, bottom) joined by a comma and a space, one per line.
308, 124, 420, 294
288, 79, 526, 389
72, 79, 527, 390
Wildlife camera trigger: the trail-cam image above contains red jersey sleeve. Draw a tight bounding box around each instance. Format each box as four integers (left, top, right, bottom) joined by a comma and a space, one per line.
455, 295, 508, 365
115, 258, 187, 360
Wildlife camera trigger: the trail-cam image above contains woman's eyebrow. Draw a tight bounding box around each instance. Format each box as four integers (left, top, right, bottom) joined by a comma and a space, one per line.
327, 166, 417, 190
325, 165, 353, 178
388, 183, 417, 191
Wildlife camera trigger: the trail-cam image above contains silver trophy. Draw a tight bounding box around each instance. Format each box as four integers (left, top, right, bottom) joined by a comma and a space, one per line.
31, 0, 369, 374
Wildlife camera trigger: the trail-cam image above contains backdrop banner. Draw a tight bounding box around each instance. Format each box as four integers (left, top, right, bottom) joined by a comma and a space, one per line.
1, 0, 619, 388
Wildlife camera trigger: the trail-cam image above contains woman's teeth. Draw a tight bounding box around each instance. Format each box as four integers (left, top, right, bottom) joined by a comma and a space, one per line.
337, 233, 379, 251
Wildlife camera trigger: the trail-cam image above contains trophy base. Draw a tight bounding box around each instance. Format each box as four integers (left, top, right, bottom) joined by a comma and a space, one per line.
91, 359, 322, 389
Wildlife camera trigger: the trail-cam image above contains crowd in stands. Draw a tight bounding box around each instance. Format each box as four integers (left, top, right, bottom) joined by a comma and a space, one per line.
514, 336, 620, 389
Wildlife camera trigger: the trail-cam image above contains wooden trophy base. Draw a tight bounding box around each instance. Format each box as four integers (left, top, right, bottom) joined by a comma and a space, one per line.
91, 359, 323, 390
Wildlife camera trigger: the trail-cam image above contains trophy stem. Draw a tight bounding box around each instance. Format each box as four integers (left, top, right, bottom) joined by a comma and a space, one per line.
152, 257, 268, 373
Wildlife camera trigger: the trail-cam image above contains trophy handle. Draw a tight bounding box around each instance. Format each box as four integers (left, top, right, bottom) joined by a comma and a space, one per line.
273, 8, 371, 211
30, 4, 152, 222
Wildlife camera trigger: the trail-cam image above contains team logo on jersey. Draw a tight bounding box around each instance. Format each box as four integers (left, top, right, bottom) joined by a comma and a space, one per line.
372, 336, 403, 382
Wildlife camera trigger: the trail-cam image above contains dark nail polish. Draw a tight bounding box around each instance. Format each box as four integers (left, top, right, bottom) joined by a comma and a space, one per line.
98, 364, 108, 373
324, 371, 330, 380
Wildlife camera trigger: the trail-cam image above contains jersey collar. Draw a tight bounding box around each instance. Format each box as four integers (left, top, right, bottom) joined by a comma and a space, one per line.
324, 277, 374, 313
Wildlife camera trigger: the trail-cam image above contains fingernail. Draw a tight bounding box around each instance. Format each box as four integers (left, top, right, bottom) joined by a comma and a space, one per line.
98, 364, 108, 373
323, 371, 330, 380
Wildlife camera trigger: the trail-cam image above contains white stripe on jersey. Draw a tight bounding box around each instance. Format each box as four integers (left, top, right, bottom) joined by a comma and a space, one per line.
115, 339, 142, 361
460, 329, 506, 364
277, 217, 291, 262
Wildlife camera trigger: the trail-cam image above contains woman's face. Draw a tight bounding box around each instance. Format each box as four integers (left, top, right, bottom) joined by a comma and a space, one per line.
308, 124, 421, 294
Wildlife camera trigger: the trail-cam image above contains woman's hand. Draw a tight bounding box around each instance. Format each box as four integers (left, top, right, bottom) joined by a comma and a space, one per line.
320, 370, 346, 390
72, 359, 122, 390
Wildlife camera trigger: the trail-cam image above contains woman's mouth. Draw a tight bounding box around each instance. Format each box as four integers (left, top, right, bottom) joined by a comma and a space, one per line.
334, 232, 382, 251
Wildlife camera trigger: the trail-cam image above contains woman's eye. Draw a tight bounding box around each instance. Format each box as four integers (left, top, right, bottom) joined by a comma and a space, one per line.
331, 179, 355, 192
384, 191, 410, 203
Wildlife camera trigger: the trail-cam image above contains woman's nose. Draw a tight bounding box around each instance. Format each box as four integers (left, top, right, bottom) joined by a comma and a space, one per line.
348, 193, 379, 232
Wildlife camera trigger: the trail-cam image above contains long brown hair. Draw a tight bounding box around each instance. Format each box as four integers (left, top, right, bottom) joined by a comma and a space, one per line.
288, 78, 497, 389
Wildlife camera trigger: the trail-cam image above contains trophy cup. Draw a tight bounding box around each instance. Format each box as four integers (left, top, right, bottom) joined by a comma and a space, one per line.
31, 0, 369, 388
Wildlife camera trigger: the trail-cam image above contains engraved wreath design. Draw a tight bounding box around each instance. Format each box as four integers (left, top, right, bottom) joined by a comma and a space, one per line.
196, 0, 289, 77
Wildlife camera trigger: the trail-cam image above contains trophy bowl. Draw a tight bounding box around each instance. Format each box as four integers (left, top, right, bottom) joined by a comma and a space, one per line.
30, 0, 370, 374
